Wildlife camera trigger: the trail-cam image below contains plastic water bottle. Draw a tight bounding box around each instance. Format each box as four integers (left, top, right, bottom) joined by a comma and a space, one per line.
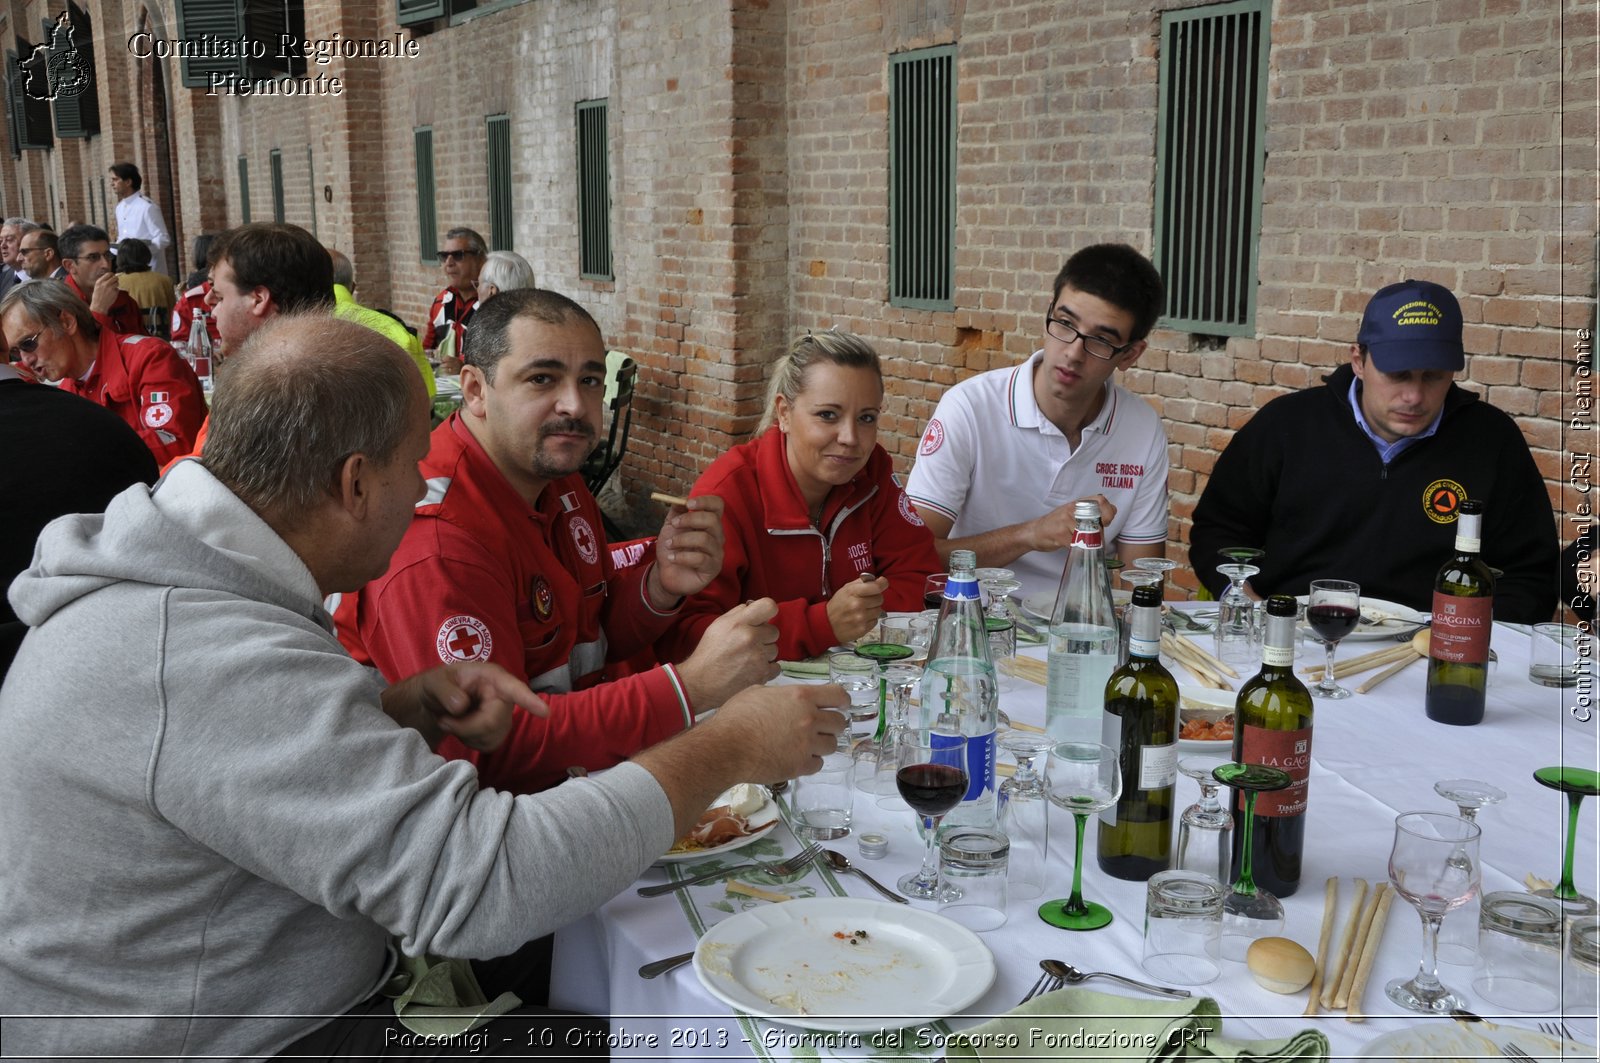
1046, 502, 1119, 744
919, 549, 998, 828
190, 310, 215, 383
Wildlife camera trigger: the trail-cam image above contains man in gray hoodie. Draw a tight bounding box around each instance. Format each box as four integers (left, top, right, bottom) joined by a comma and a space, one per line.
0, 315, 846, 1058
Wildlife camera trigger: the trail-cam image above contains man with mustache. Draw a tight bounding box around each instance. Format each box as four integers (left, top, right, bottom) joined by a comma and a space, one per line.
335, 288, 781, 794
1190, 279, 1559, 622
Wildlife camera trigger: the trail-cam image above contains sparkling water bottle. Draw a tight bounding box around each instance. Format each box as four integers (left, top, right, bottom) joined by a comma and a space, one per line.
1046, 502, 1119, 744
919, 549, 998, 828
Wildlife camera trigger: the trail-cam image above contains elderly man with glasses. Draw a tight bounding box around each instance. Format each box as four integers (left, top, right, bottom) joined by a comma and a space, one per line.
60, 223, 144, 335
423, 226, 486, 373
905, 243, 1171, 600
16, 228, 63, 284
0, 280, 203, 465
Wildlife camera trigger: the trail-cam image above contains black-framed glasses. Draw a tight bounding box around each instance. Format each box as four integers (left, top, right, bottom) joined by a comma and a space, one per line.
67, 251, 114, 264
1044, 315, 1134, 361
436, 249, 474, 263
9, 329, 43, 359
18, 245, 46, 256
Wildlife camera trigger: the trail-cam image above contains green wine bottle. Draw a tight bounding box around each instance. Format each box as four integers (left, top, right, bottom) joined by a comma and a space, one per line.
1230, 594, 1313, 897
1097, 583, 1179, 881
1425, 499, 1494, 726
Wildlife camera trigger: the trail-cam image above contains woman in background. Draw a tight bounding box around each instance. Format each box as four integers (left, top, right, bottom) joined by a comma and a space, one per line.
659, 329, 940, 663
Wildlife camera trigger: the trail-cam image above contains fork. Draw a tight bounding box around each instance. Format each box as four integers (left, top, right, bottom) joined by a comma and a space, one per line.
1017, 969, 1063, 1006
1044, 959, 1192, 999
1500, 1043, 1538, 1063
636, 842, 821, 897
1537, 1021, 1575, 1042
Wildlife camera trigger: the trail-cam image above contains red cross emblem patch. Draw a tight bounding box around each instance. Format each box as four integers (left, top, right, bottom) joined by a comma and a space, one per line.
436, 614, 493, 664
143, 402, 174, 429
569, 515, 599, 565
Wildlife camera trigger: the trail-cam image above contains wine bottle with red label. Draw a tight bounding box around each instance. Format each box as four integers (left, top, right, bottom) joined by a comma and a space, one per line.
1425, 499, 1494, 726
1230, 594, 1313, 897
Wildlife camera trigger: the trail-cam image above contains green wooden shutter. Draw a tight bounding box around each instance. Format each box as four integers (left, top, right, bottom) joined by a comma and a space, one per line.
269, 149, 285, 222
415, 126, 436, 264
6, 52, 22, 158
486, 113, 512, 251
98, 175, 108, 229
245, 1, 305, 79
237, 155, 251, 222
306, 146, 318, 237
176, 0, 246, 89
888, 45, 956, 311
575, 99, 611, 281
398, 1, 448, 27
1154, 0, 1270, 335
12, 36, 54, 150
49, 2, 99, 139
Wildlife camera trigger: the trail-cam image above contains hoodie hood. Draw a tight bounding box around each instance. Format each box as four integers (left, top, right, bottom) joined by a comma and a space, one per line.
9, 459, 325, 632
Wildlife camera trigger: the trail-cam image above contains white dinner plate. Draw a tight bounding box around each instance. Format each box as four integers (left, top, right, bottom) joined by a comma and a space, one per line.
692, 896, 995, 1032
659, 789, 780, 864
1357, 1021, 1583, 1062
1177, 685, 1235, 752
1021, 589, 1130, 622
1296, 595, 1426, 642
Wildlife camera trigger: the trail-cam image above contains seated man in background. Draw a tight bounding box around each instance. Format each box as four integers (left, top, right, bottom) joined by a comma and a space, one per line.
60, 223, 144, 335
335, 289, 782, 794
1190, 279, 1559, 622
906, 244, 1170, 602
424, 225, 486, 373
114, 237, 176, 337
0, 313, 845, 1057
1, 280, 203, 465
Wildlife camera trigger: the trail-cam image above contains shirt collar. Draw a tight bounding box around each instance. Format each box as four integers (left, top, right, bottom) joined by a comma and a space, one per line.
1014, 350, 1117, 438
1347, 376, 1444, 463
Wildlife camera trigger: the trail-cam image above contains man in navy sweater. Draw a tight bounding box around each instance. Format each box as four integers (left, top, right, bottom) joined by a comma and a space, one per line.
1190, 279, 1559, 623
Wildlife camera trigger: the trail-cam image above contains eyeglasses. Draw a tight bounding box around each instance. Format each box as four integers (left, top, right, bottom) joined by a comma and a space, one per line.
8, 329, 43, 359
1044, 315, 1135, 361
66, 251, 113, 264
436, 249, 475, 263
18, 245, 45, 256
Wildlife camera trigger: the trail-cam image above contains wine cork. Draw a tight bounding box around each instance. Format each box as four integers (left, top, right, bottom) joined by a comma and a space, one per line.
1320, 877, 1368, 1009
1345, 884, 1394, 1022
650, 491, 689, 507
1303, 876, 1339, 1015
1332, 882, 1385, 1009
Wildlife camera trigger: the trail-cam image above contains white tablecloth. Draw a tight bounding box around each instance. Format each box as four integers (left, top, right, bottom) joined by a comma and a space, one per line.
551, 616, 1599, 1058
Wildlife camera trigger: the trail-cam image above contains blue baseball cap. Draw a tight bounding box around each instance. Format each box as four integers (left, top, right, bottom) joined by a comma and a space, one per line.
1357, 280, 1465, 372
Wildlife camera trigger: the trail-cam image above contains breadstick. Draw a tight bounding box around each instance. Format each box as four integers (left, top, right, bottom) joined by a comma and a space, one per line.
1320, 877, 1369, 1008
1333, 882, 1385, 1009
1161, 633, 1230, 689
1355, 653, 1421, 694
1182, 638, 1240, 679
726, 880, 790, 903
649, 491, 689, 507
1303, 877, 1339, 1015
1345, 885, 1395, 1022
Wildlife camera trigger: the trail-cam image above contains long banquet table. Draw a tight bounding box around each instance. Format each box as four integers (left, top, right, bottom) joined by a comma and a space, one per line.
551, 612, 1599, 1059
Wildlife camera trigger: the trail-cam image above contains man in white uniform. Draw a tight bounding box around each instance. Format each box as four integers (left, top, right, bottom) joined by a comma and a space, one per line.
110, 162, 172, 276
906, 243, 1170, 601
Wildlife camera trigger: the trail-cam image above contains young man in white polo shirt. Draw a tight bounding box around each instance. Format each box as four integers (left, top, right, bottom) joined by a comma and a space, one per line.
906, 244, 1169, 601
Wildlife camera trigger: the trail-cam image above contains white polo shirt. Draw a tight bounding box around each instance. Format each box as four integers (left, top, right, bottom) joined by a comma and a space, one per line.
905, 350, 1170, 602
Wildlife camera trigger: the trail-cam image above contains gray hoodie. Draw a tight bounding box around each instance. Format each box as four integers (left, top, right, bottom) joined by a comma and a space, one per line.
0, 461, 674, 1058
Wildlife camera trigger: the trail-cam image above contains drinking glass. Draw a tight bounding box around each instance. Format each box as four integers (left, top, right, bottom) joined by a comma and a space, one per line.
922, 574, 949, 612
1214, 563, 1261, 671
974, 568, 1019, 616
997, 730, 1053, 900
1531, 766, 1600, 918
1121, 569, 1163, 665
1039, 742, 1122, 931
1175, 755, 1233, 887
861, 663, 921, 804
1385, 811, 1482, 1014
1133, 556, 1179, 593
1306, 579, 1360, 700
1213, 762, 1291, 960
895, 727, 969, 900
1433, 778, 1505, 964
828, 651, 880, 741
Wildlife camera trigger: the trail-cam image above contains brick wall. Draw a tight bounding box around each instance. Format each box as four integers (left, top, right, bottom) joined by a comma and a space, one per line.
4, 0, 1594, 591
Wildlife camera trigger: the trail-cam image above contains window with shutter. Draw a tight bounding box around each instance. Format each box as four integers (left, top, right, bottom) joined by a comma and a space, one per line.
575, 99, 611, 281
269, 149, 285, 223
486, 114, 512, 251
237, 155, 251, 223
176, 0, 245, 89
12, 35, 54, 150
48, 2, 98, 139
888, 46, 957, 311
415, 127, 437, 264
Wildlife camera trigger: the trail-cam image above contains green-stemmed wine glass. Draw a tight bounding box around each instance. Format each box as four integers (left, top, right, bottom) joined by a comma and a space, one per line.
1040, 742, 1122, 931
1532, 766, 1600, 917
1214, 762, 1291, 960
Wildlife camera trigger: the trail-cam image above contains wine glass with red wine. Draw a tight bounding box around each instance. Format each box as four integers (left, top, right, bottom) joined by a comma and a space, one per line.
1307, 579, 1360, 700
895, 726, 969, 900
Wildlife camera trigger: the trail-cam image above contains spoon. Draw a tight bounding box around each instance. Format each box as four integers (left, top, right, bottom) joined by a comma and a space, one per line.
822, 848, 908, 904
638, 950, 695, 978
1041, 958, 1191, 999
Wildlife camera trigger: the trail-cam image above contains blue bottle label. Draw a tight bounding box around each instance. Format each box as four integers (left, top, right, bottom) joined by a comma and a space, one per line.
944, 575, 981, 602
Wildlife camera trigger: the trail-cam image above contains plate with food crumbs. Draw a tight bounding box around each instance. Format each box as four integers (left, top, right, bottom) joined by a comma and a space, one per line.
692, 896, 994, 1033
1357, 1022, 1586, 1062
1177, 686, 1236, 752
660, 784, 780, 864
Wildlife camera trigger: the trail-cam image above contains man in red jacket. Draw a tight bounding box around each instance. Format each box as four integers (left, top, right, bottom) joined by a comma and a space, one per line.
59, 224, 144, 336
1, 280, 202, 465
334, 288, 780, 793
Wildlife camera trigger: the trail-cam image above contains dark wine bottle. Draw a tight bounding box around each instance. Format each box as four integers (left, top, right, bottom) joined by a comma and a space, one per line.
1230, 594, 1313, 897
1097, 584, 1178, 881
1425, 499, 1494, 726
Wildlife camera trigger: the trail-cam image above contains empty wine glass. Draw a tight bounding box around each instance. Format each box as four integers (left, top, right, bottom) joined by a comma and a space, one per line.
1121, 569, 1162, 665
1531, 766, 1600, 918
1306, 579, 1360, 700
1385, 811, 1482, 1014
895, 727, 969, 900
997, 731, 1053, 900
1433, 778, 1506, 964
1214, 762, 1291, 959
1214, 563, 1261, 670
1133, 556, 1179, 593
858, 663, 921, 802
1176, 755, 1233, 887
1039, 742, 1122, 931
